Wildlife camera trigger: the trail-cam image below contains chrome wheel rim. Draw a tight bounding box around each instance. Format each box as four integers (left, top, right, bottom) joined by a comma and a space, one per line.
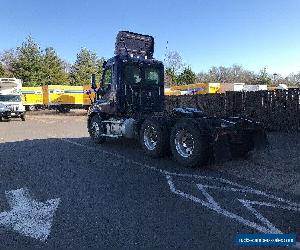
175, 129, 194, 158
144, 125, 158, 151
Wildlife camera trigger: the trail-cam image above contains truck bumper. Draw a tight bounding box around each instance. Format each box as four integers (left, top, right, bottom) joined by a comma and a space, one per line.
5, 111, 25, 118
0, 111, 11, 119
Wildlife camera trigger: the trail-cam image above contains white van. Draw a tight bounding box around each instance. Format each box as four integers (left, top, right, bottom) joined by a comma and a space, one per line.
0, 78, 26, 121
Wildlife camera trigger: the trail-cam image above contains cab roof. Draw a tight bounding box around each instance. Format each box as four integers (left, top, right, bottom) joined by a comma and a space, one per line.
107, 55, 163, 67
115, 31, 154, 59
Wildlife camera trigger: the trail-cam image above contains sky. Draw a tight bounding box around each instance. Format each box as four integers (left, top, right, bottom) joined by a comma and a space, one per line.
1, 0, 299, 76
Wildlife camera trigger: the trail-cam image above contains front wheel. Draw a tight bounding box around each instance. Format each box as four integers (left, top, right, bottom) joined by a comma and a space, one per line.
20, 113, 26, 121
28, 105, 35, 111
88, 115, 106, 144
170, 119, 209, 167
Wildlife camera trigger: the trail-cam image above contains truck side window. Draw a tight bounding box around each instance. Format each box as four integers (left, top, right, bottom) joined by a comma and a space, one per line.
145, 67, 160, 85
101, 67, 112, 94
124, 65, 141, 85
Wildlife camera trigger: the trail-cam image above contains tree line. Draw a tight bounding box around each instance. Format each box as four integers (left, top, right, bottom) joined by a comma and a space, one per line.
1, 36, 299, 87
0, 36, 104, 86
164, 51, 300, 87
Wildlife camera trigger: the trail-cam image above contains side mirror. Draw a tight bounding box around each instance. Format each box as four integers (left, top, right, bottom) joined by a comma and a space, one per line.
91, 74, 97, 89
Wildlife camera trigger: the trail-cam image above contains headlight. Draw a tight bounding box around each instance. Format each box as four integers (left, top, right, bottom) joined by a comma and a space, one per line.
5, 105, 12, 110
0, 103, 9, 112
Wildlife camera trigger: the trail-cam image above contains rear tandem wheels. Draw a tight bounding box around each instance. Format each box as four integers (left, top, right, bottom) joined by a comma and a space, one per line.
87, 114, 263, 168
139, 117, 210, 167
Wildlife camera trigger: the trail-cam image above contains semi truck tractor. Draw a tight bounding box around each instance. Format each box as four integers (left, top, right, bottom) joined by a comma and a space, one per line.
87, 31, 267, 167
0, 78, 26, 121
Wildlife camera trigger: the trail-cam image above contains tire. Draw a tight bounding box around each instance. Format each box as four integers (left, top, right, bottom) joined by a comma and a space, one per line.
64, 107, 71, 113
28, 105, 35, 111
88, 115, 106, 144
140, 118, 169, 158
58, 106, 70, 113
1, 116, 9, 122
170, 119, 208, 167
21, 113, 26, 121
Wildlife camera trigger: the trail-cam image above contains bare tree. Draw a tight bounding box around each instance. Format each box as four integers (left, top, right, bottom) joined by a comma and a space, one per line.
286, 72, 300, 87
164, 50, 184, 75
197, 72, 210, 83
0, 49, 17, 77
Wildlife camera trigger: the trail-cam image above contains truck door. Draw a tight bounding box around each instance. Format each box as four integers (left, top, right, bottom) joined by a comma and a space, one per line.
102, 66, 113, 97
141, 65, 164, 112
123, 64, 142, 112
95, 64, 118, 114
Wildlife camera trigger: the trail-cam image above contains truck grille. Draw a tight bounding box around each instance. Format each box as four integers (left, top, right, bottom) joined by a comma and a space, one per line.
6, 105, 19, 111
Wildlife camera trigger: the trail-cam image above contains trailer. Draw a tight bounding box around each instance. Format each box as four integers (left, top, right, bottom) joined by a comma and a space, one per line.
22, 86, 44, 111
243, 85, 268, 92
220, 83, 245, 93
169, 82, 220, 95
87, 31, 267, 167
43, 85, 93, 112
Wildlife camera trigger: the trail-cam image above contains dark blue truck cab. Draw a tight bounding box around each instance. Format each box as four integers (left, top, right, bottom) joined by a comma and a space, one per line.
87, 31, 267, 167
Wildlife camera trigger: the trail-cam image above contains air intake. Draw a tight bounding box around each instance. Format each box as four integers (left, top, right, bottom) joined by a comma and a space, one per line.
115, 31, 154, 59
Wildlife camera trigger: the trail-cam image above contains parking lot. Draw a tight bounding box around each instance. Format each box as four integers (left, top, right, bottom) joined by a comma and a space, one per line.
0, 111, 299, 248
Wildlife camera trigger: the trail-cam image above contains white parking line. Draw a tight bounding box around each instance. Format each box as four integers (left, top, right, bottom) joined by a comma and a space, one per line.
60, 138, 300, 208
61, 138, 300, 247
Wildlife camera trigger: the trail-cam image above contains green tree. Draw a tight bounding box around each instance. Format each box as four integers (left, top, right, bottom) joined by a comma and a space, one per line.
42, 47, 69, 85
13, 36, 43, 86
177, 67, 197, 85
70, 48, 104, 85
258, 67, 272, 85
165, 68, 178, 86
0, 63, 4, 77
96, 57, 105, 83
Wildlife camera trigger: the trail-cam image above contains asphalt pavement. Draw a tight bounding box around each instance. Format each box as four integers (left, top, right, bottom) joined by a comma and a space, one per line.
0, 111, 299, 249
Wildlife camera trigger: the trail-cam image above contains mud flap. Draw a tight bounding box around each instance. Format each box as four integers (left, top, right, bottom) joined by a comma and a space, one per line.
252, 128, 268, 150
212, 133, 232, 164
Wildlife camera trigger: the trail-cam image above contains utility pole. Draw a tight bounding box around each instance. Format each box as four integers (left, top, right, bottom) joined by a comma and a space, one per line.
273, 73, 278, 85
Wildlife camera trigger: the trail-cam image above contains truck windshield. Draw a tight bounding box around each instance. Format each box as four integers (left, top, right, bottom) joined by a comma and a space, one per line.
0, 95, 21, 102
123, 64, 161, 85
144, 66, 161, 85
123, 64, 142, 85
